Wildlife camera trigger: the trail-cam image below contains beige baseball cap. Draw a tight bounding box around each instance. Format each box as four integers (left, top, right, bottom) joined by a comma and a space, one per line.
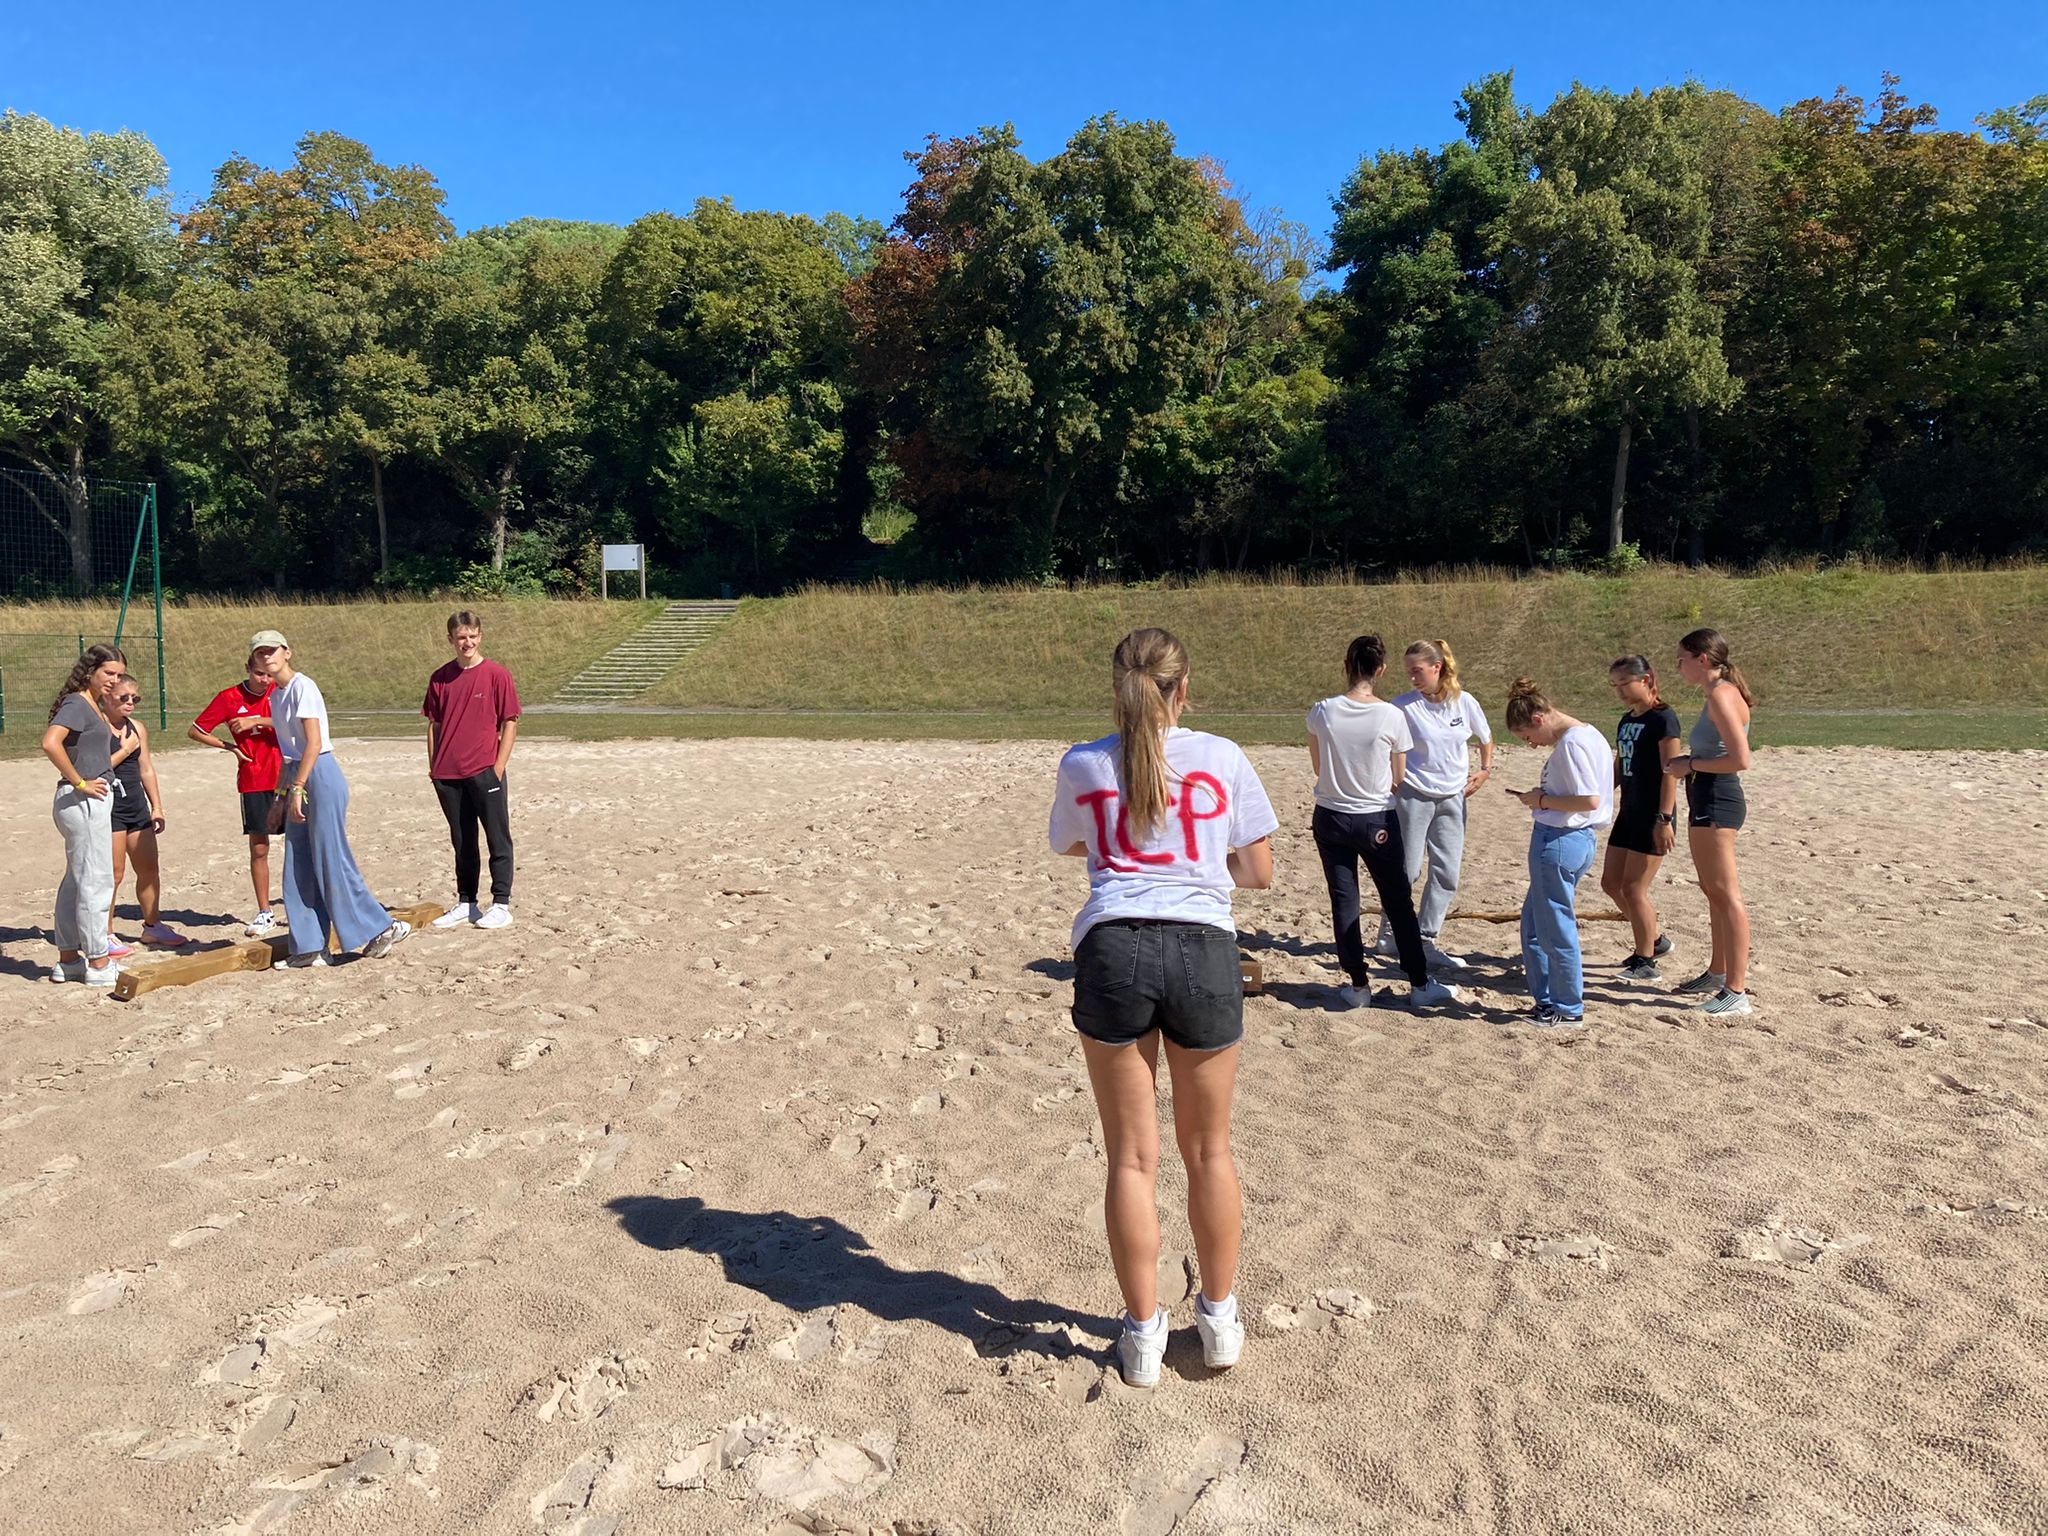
248, 629, 289, 652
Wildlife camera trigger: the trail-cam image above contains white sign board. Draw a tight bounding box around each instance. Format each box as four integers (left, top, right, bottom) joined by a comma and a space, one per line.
601, 543, 643, 572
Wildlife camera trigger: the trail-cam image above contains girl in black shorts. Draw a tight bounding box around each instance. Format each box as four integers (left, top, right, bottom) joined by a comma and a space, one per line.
1598, 656, 1682, 980
1048, 628, 1277, 1388
1664, 628, 1754, 1015
105, 676, 187, 950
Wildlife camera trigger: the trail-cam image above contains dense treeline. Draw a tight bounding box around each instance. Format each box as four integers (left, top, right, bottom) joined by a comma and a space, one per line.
2, 72, 2044, 596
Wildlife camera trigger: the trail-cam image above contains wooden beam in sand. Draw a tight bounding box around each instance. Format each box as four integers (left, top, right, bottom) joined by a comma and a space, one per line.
112, 902, 446, 1001
1241, 958, 1263, 995
1360, 907, 1628, 926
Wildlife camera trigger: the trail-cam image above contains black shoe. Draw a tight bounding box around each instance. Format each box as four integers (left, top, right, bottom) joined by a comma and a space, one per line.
1652, 934, 1672, 958
1620, 954, 1663, 982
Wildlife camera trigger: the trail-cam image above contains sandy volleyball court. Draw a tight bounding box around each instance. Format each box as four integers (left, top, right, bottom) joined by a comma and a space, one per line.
1, 737, 2044, 1534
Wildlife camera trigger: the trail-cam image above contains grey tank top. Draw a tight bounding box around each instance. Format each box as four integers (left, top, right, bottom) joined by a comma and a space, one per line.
1690, 695, 1747, 762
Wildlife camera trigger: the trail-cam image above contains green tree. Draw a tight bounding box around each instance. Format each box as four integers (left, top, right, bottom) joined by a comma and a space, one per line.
0, 110, 172, 586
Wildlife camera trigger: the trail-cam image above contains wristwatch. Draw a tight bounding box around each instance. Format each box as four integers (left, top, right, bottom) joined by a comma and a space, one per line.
1655, 813, 1676, 826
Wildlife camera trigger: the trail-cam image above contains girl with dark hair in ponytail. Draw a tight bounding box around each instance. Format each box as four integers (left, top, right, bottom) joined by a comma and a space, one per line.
39, 644, 128, 985
1048, 628, 1277, 1389
1665, 628, 1755, 1015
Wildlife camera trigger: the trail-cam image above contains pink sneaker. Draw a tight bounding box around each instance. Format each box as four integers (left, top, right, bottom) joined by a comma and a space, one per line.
104, 936, 133, 958
141, 922, 189, 947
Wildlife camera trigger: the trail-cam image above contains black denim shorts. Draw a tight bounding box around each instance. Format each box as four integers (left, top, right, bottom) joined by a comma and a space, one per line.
1071, 919, 1245, 1052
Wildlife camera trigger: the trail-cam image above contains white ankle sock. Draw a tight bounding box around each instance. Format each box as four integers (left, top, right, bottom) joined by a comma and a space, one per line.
1196, 1292, 1237, 1321
1125, 1307, 1166, 1337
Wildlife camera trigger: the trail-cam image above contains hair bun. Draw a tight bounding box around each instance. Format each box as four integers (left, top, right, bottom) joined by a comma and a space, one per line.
1507, 675, 1539, 701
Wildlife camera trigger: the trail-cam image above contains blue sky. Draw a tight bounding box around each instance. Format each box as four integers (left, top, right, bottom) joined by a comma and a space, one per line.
8, 1, 2043, 242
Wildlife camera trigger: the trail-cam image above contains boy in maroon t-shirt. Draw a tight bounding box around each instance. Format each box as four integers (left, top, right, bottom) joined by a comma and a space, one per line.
421, 610, 521, 930
188, 652, 283, 933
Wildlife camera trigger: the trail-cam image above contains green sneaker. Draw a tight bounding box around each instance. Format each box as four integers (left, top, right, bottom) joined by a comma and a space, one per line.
1676, 969, 1725, 996
1698, 988, 1753, 1016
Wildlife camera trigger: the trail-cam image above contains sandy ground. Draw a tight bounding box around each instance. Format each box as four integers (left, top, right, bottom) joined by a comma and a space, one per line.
0, 736, 2045, 1536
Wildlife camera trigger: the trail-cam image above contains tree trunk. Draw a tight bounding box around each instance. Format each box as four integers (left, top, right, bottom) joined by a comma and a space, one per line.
491, 456, 519, 572
63, 442, 92, 592
1608, 414, 1633, 554
371, 452, 390, 578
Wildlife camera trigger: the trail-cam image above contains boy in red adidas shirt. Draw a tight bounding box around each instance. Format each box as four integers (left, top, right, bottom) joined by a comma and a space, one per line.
188, 649, 283, 933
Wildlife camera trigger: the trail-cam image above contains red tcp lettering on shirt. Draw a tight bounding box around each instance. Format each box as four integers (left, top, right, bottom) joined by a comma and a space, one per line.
1075, 775, 1232, 872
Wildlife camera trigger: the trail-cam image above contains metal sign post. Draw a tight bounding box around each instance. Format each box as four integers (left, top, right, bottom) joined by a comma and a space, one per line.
601, 543, 646, 600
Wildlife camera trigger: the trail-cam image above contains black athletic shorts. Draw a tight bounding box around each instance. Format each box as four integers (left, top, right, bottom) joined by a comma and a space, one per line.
241, 790, 278, 837
110, 791, 154, 833
1607, 806, 1665, 856
1686, 771, 1747, 831
1071, 918, 1244, 1052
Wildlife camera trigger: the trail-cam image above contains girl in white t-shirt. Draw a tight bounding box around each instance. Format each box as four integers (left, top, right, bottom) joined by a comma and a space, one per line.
1502, 677, 1614, 1026
1048, 628, 1276, 1388
1386, 639, 1493, 968
254, 634, 411, 968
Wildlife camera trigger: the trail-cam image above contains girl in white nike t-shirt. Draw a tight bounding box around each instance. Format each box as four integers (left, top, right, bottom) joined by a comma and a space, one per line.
1048, 628, 1276, 1388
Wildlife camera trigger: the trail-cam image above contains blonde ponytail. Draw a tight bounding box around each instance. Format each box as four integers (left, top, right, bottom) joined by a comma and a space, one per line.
1111, 628, 1189, 843
1404, 639, 1462, 701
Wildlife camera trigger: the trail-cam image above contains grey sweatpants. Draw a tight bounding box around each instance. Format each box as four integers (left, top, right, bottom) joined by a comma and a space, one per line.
1395, 786, 1467, 938
52, 786, 113, 958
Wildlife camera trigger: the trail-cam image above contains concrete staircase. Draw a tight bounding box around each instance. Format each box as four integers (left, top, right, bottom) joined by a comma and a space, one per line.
551, 600, 740, 704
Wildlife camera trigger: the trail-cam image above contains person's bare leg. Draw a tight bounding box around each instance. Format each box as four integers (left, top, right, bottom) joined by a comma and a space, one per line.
135, 828, 162, 927
1692, 826, 1731, 979
1079, 1033, 1162, 1321
108, 829, 132, 942
1163, 1040, 1241, 1304
249, 835, 271, 914
1622, 850, 1663, 956
1697, 828, 1748, 990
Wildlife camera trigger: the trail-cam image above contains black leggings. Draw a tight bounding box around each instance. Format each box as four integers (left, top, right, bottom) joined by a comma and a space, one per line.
434, 769, 514, 906
1312, 806, 1427, 988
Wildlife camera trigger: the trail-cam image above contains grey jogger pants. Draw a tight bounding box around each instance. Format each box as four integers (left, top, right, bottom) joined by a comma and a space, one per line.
52, 786, 113, 959
1394, 785, 1467, 939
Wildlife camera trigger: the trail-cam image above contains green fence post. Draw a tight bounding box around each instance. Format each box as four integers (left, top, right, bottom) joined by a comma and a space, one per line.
1, 665, 6, 734
115, 486, 149, 647
150, 485, 166, 729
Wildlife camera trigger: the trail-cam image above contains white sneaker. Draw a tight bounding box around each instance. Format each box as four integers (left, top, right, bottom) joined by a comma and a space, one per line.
1422, 939, 1467, 971
49, 960, 87, 984
1115, 1310, 1169, 1388
142, 921, 189, 947
82, 962, 120, 988
245, 911, 278, 936
432, 903, 480, 929
474, 903, 513, 931
1194, 1299, 1243, 1369
273, 951, 330, 970
1410, 979, 1468, 1010
364, 920, 411, 959
1372, 923, 1397, 958
1337, 984, 1373, 1010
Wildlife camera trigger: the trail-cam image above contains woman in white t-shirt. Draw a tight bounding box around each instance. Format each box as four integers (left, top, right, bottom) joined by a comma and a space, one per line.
1386, 639, 1493, 969
253, 631, 411, 968
1502, 677, 1613, 1026
1048, 628, 1276, 1389
1307, 635, 1466, 1013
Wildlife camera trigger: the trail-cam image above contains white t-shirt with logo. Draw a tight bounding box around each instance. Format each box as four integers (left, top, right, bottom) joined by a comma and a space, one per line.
271, 673, 335, 762
1305, 695, 1412, 813
1048, 728, 1279, 947
1392, 688, 1492, 798
1534, 722, 1614, 830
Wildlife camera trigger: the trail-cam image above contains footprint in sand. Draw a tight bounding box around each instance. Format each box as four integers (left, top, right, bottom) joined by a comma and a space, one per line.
767, 1314, 835, 1363
1264, 1287, 1374, 1332
1725, 1216, 1871, 1267
502, 1037, 558, 1072
243, 1436, 440, 1534
683, 1312, 755, 1361
1912, 1197, 2043, 1220
66, 1263, 158, 1315
1484, 1233, 1614, 1270
1123, 1433, 1247, 1536
657, 1414, 894, 1510
170, 1211, 245, 1249
525, 1355, 648, 1424
199, 1297, 347, 1385
532, 1448, 619, 1534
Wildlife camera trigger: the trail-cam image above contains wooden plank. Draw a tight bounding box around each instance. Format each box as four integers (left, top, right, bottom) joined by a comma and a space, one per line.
1360, 906, 1629, 925
112, 902, 445, 1001
1240, 958, 1263, 995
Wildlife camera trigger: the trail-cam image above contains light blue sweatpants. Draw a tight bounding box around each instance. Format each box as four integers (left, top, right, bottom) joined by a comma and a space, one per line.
281, 755, 392, 956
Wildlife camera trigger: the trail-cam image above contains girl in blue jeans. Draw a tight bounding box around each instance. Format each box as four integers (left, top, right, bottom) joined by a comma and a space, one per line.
1503, 677, 1613, 1026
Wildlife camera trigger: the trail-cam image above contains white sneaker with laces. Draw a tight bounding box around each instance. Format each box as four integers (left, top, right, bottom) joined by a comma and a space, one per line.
83, 962, 120, 988
1195, 1298, 1243, 1369
1372, 923, 1397, 958
1422, 939, 1467, 971
273, 951, 330, 970
1410, 978, 1468, 1010
49, 960, 87, 984
1116, 1310, 1169, 1388
364, 920, 411, 959
432, 903, 480, 929
1337, 983, 1373, 1010
474, 903, 513, 930
245, 911, 278, 936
